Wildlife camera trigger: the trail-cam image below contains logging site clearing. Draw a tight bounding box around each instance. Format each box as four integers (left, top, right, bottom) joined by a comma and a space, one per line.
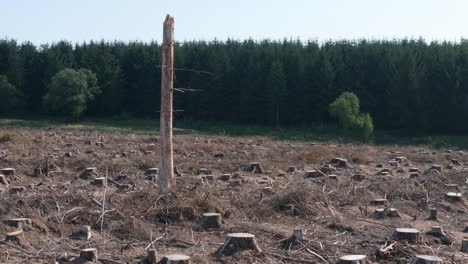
0, 126, 468, 264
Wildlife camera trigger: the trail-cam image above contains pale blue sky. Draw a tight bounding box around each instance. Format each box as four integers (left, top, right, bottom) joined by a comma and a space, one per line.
1, 0, 468, 44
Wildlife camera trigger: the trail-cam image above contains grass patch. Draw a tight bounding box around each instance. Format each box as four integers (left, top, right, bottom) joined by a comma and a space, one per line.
0, 133, 14, 143
1, 117, 468, 149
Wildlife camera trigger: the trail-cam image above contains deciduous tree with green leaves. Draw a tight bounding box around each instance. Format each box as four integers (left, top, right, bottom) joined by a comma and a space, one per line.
43, 68, 100, 120
329, 92, 374, 139
0, 75, 23, 113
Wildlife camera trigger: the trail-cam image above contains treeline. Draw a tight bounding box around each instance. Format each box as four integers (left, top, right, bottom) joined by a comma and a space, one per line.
1, 38, 468, 132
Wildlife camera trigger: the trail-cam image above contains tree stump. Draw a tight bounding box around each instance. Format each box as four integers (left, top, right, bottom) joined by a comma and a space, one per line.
304, 170, 325, 178
246, 162, 264, 174
429, 226, 445, 237
445, 192, 462, 202
352, 174, 366, 181
429, 208, 437, 220
201, 213, 223, 229
286, 166, 296, 173
85, 167, 97, 174
430, 165, 442, 172
213, 153, 224, 158
34, 167, 43, 177
218, 174, 231, 181
0, 174, 8, 185
95, 142, 105, 147
1, 168, 15, 176
408, 168, 420, 173
410, 172, 420, 178
370, 198, 388, 206
230, 180, 242, 187
330, 158, 347, 168
394, 228, 420, 243
146, 168, 159, 175
279, 228, 303, 249
215, 233, 262, 255
80, 248, 97, 262
395, 156, 407, 163
410, 255, 442, 264
445, 184, 459, 191
451, 159, 460, 165
4, 218, 32, 229
91, 177, 107, 187
5, 230, 23, 244
388, 208, 401, 218
146, 249, 157, 264
9, 186, 26, 194
337, 255, 368, 264
374, 208, 385, 219
159, 254, 191, 264
81, 167, 97, 179
461, 238, 468, 253
72, 225, 92, 240
328, 174, 338, 180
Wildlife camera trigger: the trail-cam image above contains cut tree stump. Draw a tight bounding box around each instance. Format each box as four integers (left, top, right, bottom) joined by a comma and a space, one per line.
215, 233, 262, 255
85, 167, 97, 173
395, 156, 407, 163
429, 226, 445, 237
72, 225, 92, 240
91, 177, 107, 187
1, 168, 15, 176
80, 248, 97, 262
95, 142, 105, 147
159, 254, 191, 264
34, 167, 42, 177
429, 208, 437, 220
146, 168, 159, 175
246, 162, 264, 174
81, 167, 97, 179
461, 238, 468, 253
279, 228, 303, 249
0, 174, 8, 185
201, 213, 223, 229
4, 218, 32, 229
430, 165, 442, 172
304, 170, 326, 178
337, 255, 368, 264
445, 184, 459, 191
5, 230, 23, 244
445, 192, 462, 202
330, 158, 347, 168
394, 228, 420, 243
370, 198, 388, 206
218, 174, 231, 181
410, 172, 420, 178
230, 180, 242, 187
352, 174, 366, 181
410, 255, 442, 264
286, 166, 296, 173
146, 249, 157, 264
374, 208, 385, 219
9, 186, 26, 194
388, 208, 400, 218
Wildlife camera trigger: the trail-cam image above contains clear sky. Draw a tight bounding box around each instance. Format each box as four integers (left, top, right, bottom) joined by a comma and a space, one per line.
2, 0, 468, 44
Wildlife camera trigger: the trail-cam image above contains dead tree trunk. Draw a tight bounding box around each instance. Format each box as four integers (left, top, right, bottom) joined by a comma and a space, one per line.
159, 14, 175, 189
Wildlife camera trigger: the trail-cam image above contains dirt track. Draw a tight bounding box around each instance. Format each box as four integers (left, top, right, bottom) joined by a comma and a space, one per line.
0, 127, 468, 263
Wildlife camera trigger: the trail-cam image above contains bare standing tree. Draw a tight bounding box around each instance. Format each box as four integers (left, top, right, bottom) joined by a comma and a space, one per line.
159, 15, 175, 189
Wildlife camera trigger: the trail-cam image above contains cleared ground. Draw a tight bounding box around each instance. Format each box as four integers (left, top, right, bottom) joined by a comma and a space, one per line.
0, 125, 467, 263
